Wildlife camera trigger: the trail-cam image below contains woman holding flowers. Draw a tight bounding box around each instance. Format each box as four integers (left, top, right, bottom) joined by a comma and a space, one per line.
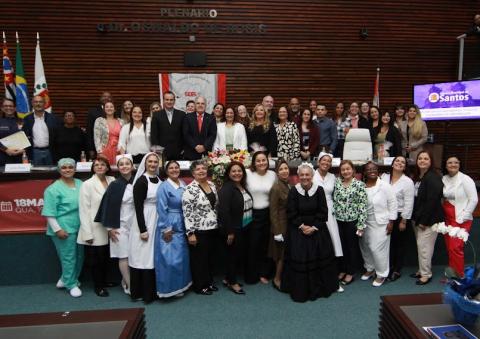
442, 156, 478, 278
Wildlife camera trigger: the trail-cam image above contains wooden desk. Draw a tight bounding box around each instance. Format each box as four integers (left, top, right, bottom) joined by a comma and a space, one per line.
379, 293, 480, 338
380, 293, 442, 338
0, 308, 145, 339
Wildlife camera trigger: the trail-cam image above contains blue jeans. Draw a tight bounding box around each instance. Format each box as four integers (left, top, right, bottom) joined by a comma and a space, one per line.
32, 148, 53, 166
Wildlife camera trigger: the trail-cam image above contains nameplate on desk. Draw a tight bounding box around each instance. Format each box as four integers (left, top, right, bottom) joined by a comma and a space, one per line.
332, 158, 341, 167
382, 157, 394, 166
177, 161, 191, 170
76, 162, 93, 172
4, 163, 31, 173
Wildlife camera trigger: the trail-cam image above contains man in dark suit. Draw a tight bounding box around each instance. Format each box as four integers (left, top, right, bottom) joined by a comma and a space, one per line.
466, 14, 480, 36
262, 94, 277, 123
182, 96, 217, 160
86, 91, 112, 160
22, 95, 59, 165
150, 91, 185, 160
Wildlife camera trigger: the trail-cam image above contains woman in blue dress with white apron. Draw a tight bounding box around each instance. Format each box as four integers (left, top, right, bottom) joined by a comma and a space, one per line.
129, 152, 162, 303
154, 160, 192, 298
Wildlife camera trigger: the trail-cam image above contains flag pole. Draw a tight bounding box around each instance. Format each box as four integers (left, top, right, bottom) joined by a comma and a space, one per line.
2, 31, 5, 44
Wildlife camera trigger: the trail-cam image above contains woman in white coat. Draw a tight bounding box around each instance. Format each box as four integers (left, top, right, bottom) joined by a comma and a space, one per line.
78, 156, 115, 297
213, 107, 248, 151
381, 155, 414, 282
130, 152, 162, 303
360, 162, 397, 287
312, 152, 343, 258
442, 155, 478, 278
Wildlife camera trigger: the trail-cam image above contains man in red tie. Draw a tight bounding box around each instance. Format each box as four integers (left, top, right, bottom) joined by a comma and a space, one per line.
182, 96, 217, 160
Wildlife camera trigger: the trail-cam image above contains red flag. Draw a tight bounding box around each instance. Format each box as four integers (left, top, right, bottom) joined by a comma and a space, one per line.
373, 68, 380, 107
2, 32, 16, 101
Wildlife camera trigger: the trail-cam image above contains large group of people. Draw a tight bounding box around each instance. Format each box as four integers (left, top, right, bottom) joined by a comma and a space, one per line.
1, 92, 433, 166
40, 151, 477, 303
1, 92, 478, 303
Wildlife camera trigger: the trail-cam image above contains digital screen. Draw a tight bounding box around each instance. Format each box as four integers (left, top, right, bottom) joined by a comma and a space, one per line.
413, 80, 480, 120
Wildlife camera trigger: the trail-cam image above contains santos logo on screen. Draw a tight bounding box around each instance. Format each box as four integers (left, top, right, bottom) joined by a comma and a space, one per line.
428, 91, 471, 103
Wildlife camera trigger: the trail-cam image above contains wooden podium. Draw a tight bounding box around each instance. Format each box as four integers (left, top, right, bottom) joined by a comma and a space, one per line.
0, 308, 145, 339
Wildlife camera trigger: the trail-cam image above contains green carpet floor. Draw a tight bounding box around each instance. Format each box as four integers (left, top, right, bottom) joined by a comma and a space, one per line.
0, 266, 448, 339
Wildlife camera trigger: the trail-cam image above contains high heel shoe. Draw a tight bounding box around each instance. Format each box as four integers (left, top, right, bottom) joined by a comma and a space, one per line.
272, 280, 281, 292
341, 275, 355, 285
95, 288, 109, 297
197, 288, 212, 295
361, 271, 375, 281
208, 284, 218, 292
416, 277, 432, 285
227, 284, 245, 295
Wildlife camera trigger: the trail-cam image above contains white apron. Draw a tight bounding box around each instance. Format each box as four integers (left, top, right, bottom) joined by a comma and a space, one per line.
110, 184, 134, 258
313, 171, 343, 257
129, 174, 160, 269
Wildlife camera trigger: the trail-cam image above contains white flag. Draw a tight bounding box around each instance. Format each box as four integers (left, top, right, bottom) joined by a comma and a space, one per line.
34, 33, 52, 112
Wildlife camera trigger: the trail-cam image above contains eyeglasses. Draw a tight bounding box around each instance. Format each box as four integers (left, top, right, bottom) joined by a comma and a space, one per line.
60, 166, 74, 170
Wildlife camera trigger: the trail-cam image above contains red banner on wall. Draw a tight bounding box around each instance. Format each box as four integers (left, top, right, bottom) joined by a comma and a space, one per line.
0, 180, 52, 234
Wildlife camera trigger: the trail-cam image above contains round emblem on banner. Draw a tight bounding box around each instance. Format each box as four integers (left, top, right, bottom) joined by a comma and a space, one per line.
428, 93, 439, 103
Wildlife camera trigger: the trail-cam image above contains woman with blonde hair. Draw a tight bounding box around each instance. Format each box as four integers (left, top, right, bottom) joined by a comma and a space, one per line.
400, 104, 428, 163
246, 104, 278, 157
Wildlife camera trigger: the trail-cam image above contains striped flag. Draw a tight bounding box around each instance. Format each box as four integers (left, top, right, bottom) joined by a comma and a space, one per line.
34, 33, 51, 112
372, 67, 380, 107
2, 32, 16, 101
15, 32, 30, 118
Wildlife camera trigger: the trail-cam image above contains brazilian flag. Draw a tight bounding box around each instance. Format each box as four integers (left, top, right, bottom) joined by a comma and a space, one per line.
15, 38, 30, 118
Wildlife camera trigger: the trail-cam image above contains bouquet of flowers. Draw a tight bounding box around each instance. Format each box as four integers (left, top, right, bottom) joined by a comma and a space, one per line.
204, 149, 251, 186
432, 222, 470, 242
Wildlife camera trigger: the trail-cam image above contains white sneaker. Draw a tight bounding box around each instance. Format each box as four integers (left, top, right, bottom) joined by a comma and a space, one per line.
337, 285, 344, 293
56, 279, 65, 289
69, 287, 82, 298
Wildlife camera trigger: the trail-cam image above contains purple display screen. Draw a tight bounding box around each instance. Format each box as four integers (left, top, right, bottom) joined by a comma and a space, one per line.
413, 80, 480, 120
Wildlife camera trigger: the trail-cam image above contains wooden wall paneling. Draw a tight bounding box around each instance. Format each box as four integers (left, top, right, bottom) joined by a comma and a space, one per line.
1, 0, 479, 177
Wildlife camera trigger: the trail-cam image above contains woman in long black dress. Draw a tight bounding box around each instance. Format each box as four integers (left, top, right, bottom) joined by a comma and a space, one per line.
282, 163, 338, 302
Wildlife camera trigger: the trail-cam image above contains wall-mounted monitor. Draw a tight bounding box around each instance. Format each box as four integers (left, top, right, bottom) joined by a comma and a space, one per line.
413, 80, 480, 121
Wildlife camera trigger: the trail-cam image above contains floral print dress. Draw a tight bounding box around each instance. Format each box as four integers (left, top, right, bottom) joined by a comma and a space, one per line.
275, 121, 300, 161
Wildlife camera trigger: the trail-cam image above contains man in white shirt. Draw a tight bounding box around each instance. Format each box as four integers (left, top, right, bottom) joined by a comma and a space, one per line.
22, 96, 59, 166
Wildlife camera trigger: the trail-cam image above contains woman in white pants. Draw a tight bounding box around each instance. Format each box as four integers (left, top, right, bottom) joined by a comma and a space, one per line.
360, 162, 397, 287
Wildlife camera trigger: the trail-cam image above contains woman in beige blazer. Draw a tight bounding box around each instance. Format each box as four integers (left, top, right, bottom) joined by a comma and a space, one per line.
78, 156, 115, 297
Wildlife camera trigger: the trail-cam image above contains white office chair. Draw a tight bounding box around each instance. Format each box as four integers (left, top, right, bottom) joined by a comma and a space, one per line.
342, 128, 372, 164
